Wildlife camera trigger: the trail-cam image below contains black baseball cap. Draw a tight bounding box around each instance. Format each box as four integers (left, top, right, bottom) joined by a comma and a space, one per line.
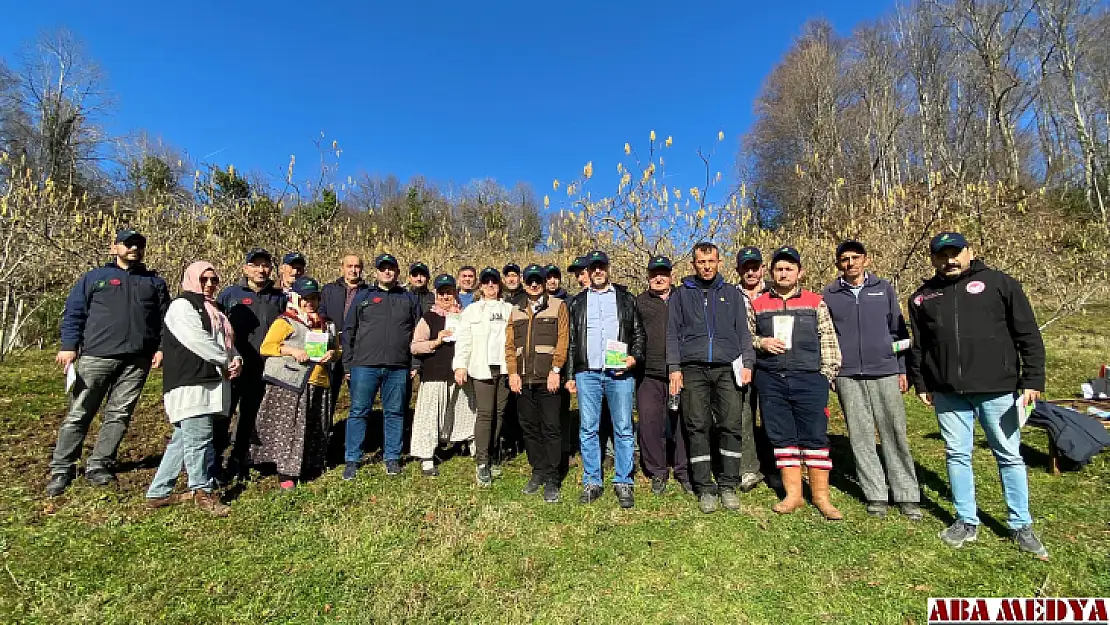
502, 263, 521, 276
409, 262, 430, 277
115, 229, 146, 246
647, 256, 672, 271
282, 252, 306, 267
929, 232, 968, 254
544, 264, 561, 278
523, 263, 546, 281
433, 274, 457, 290
771, 246, 802, 266
374, 253, 399, 269
835, 240, 867, 258
290, 277, 321, 296
737, 246, 762, 266
568, 257, 587, 274
244, 247, 272, 264
479, 266, 501, 283
585, 250, 610, 267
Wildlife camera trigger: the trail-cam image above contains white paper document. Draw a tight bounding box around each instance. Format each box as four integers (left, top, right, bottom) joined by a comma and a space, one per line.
732, 356, 746, 388
65, 364, 76, 393
772, 316, 794, 349
442, 314, 460, 343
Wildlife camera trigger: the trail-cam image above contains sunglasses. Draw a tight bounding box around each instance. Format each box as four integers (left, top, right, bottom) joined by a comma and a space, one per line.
481, 279, 501, 286
200, 276, 220, 285
524, 277, 544, 285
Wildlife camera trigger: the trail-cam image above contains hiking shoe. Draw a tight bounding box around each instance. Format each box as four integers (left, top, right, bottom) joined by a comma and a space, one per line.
146, 492, 191, 509
578, 484, 603, 504
385, 460, 402, 476
476, 464, 493, 487
85, 469, 117, 487
866, 502, 889, 518
699, 492, 719, 514
938, 520, 979, 548
543, 483, 561, 503
45, 473, 74, 498
739, 471, 764, 493
194, 490, 230, 517
614, 484, 635, 509
651, 477, 667, 496
490, 464, 503, 478
522, 475, 543, 496
1012, 526, 1049, 560
720, 487, 740, 511
342, 462, 359, 481
899, 503, 924, 521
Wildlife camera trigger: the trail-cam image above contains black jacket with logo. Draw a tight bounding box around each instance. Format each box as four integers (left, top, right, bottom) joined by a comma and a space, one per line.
565, 284, 645, 377
217, 278, 287, 373
60, 261, 171, 358
907, 260, 1045, 394
343, 284, 421, 369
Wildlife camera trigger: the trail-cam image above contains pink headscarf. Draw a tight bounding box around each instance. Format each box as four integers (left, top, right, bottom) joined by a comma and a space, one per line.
182, 261, 234, 350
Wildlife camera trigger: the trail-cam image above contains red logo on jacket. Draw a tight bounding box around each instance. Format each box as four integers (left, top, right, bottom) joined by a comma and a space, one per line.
241, 297, 253, 305
109, 278, 122, 286
372, 297, 383, 304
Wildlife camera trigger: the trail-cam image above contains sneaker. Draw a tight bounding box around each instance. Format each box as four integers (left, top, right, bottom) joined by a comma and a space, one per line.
342, 462, 359, 481
490, 464, 503, 478
84, 469, 117, 487
578, 484, 603, 504
385, 460, 402, 476
522, 475, 543, 496
614, 484, 635, 509
699, 492, 719, 514
899, 503, 924, 522
867, 502, 889, 518
720, 487, 740, 511
1012, 526, 1049, 560
938, 520, 979, 548
651, 477, 667, 496
543, 483, 561, 503
476, 464, 493, 487
45, 473, 74, 497
739, 471, 764, 493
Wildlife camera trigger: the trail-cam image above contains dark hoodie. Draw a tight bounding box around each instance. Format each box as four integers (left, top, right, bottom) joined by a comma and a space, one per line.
907, 259, 1045, 394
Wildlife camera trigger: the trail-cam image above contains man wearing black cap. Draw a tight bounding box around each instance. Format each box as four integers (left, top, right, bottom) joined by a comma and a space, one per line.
908, 232, 1048, 559
279, 252, 307, 291
737, 246, 768, 303
502, 263, 527, 307
545, 265, 569, 300
319, 254, 367, 418
822, 241, 922, 520
343, 253, 421, 479
666, 242, 756, 513
736, 245, 774, 489
568, 257, 589, 292
47, 230, 172, 496
635, 255, 693, 495
566, 250, 645, 507
407, 262, 435, 314
216, 248, 289, 479
749, 246, 843, 519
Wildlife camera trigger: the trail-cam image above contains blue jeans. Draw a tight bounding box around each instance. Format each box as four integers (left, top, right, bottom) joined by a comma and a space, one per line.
576, 371, 635, 485
934, 392, 1033, 529
346, 366, 408, 462
146, 414, 216, 499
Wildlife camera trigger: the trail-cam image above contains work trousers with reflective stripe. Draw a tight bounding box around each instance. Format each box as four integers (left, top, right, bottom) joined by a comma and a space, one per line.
756, 370, 831, 470
680, 364, 743, 495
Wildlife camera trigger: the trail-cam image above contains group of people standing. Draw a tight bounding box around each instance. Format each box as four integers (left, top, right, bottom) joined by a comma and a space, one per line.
43, 228, 1050, 559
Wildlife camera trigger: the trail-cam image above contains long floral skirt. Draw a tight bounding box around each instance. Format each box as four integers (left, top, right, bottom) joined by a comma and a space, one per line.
410, 379, 476, 460
248, 383, 332, 478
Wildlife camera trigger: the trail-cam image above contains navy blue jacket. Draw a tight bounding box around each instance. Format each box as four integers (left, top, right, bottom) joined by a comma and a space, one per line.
822, 273, 908, 378
343, 284, 421, 368
666, 274, 756, 372
217, 278, 287, 372
60, 261, 171, 357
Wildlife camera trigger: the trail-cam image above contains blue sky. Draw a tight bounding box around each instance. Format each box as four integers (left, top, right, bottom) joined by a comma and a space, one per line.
1, 1, 893, 201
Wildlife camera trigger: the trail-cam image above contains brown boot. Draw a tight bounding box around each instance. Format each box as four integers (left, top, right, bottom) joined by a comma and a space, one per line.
772, 466, 805, 514
146, 492, 192, 509
808, 468, 843, 520
193, 490, 230, 517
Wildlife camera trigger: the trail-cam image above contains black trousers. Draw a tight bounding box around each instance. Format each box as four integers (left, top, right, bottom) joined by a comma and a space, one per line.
636, 376, 689, 483
517, 385, 563, 484
228, 374, 266, 466
680, 364, 744, 494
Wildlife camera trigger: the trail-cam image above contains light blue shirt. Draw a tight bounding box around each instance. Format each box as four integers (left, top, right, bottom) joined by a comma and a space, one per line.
586, 285, 619, 370
458, 291, 476, 309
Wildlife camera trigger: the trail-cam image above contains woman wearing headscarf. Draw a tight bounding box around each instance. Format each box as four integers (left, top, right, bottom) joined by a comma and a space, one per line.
146, 261, 239, 516
453, 267, 513, 486
410, 274, 477, 476
249, 277, 338, 489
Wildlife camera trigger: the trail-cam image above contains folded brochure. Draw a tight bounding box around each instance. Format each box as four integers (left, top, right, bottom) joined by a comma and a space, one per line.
305, 331, 330, 361
604, 340, 628, 369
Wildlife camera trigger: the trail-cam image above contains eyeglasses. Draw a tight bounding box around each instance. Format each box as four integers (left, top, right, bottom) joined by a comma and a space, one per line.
200, 276, 220, 285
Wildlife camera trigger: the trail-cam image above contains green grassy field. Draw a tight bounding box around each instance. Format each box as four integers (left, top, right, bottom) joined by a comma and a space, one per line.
0, 312, 1108, 624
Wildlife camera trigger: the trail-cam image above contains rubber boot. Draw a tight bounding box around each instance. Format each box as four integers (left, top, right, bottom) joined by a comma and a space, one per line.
809, 467, 843, 520
772, 466, 805, 514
